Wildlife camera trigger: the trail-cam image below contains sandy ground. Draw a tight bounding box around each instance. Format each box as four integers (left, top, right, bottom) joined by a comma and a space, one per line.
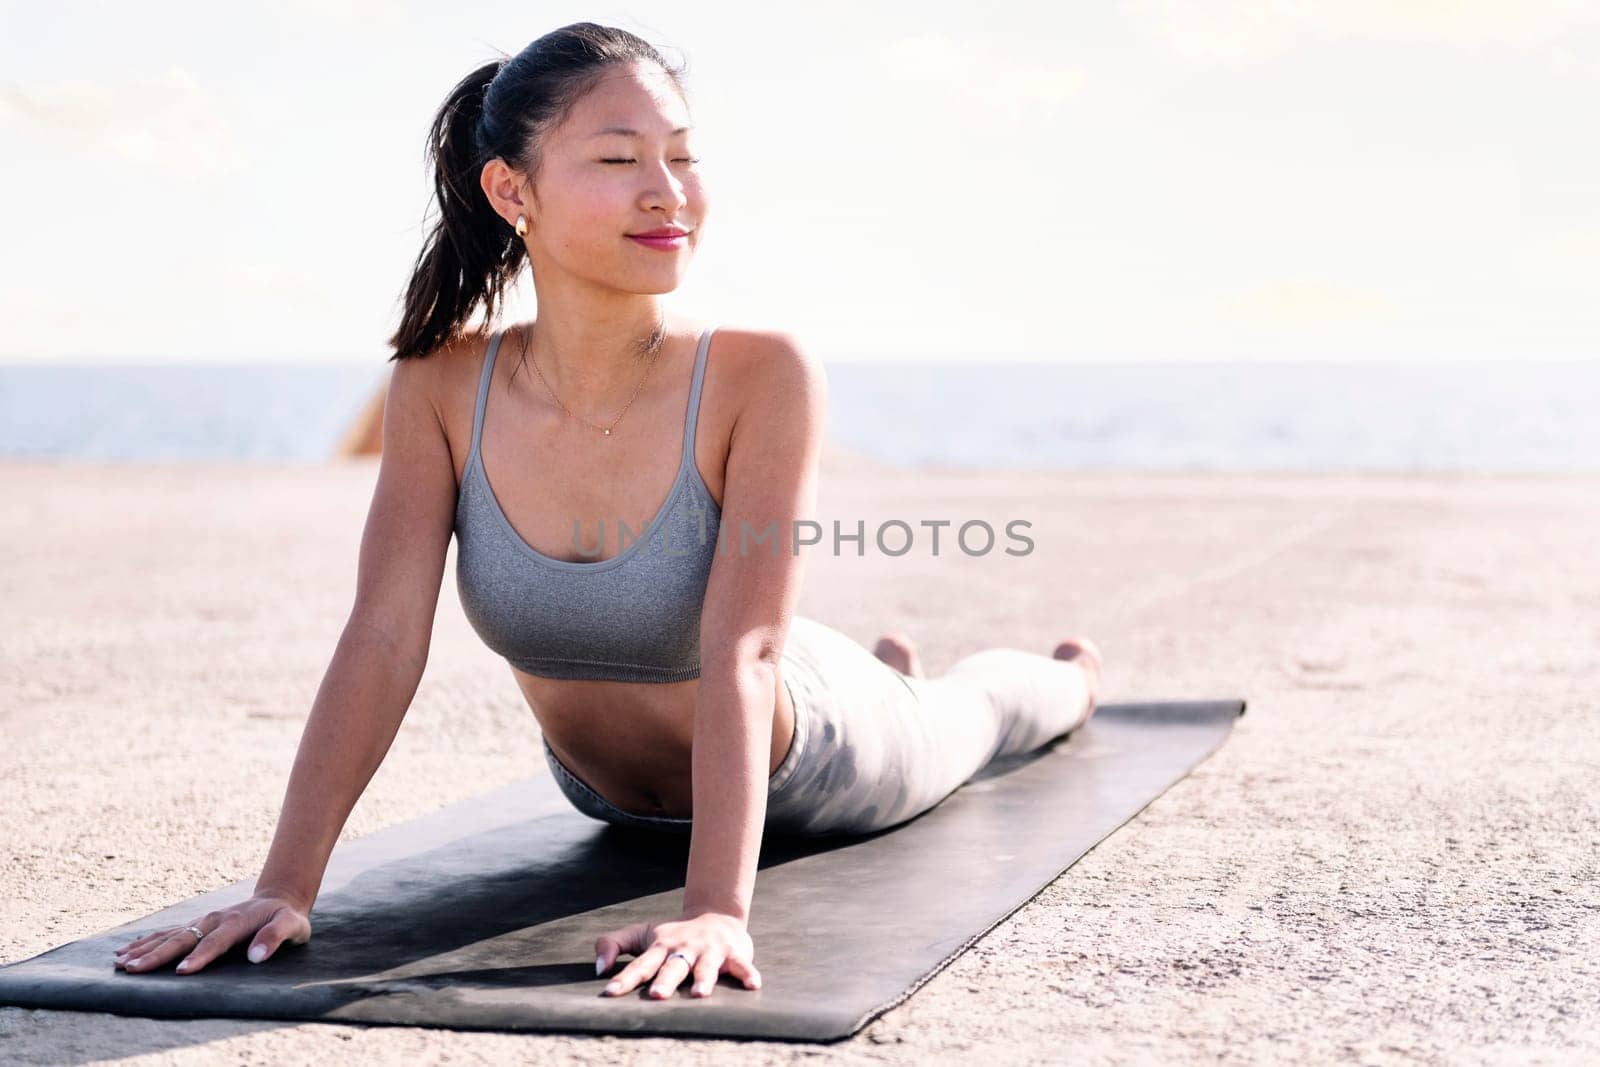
1, 450, 1596, 1065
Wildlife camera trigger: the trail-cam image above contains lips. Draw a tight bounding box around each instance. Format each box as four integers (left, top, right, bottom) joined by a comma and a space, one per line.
626, 228, 691, 251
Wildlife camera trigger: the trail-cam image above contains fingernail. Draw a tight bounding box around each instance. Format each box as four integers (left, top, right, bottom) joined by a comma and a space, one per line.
595, 955, 606, 976
248, 944, 267, 963
604, 980, 621, 994
127, 956, 142, 968
176, 959, 191, 972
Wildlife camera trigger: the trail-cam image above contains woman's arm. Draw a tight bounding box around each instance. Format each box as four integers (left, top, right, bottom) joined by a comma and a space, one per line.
116, 346, 464, 975
683, 331, 828, 921
254, 351, 461, 911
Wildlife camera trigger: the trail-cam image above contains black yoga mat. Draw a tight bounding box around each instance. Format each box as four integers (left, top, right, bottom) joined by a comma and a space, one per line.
0, 698, 1245, 1042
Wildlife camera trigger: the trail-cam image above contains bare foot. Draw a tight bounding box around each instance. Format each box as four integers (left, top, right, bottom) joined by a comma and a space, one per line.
873, 631, 924, 677
1052, 636, 1103, 716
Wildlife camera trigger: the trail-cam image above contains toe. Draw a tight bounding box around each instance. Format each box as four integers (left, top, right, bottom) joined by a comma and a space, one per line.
1053, 636, 1103, 710
874, 632, 923, 677
1053, 637, 1101, 668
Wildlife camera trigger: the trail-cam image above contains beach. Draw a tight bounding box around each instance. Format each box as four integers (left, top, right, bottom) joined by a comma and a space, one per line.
2, 452, 1595, 1063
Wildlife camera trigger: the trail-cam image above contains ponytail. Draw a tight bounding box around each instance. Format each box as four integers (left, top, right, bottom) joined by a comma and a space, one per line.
387, 60, 518, 361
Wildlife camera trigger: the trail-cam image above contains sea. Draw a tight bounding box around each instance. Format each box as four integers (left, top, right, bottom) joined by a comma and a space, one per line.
1, 360, 1596, 472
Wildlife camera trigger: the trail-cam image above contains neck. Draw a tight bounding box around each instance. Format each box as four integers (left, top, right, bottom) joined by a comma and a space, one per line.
518, 313, 667, 408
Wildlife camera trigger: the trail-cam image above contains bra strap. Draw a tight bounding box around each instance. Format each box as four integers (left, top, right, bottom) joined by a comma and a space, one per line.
467, 328, 504, 466
682, 326, 715, 463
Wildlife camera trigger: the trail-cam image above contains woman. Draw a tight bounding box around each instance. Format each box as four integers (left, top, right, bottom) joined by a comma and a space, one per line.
111, 23, 1103, 1002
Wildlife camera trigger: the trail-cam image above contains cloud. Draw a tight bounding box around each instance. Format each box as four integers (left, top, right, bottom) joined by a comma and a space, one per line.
1121, 0, 1600, 64
1213, 278, 1399, 329
0, 66, 244, 177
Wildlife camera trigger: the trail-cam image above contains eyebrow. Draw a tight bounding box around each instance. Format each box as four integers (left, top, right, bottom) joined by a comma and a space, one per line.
589, 125, 694, 138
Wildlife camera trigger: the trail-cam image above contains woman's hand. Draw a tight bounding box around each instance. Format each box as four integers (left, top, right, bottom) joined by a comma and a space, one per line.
112, 893, 312, 975
594, 908, 763, 999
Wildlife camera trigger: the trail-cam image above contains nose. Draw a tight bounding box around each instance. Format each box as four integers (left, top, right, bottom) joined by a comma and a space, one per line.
641, 160, 691, 213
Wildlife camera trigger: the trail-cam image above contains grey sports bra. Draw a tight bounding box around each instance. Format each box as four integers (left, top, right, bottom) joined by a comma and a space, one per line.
453, 326, 723, 683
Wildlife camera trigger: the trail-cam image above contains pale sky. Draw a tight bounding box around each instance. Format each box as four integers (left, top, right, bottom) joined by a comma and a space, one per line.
3, 1, 1598, 363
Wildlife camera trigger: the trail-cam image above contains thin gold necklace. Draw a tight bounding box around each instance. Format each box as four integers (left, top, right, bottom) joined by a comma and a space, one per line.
527, 324, 665, 435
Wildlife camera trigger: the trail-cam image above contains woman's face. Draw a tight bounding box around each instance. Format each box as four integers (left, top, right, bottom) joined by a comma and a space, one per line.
520, 60, 707, 295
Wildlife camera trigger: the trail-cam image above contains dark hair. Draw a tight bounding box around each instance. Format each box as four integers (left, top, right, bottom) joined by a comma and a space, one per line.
387, 23, 689, 362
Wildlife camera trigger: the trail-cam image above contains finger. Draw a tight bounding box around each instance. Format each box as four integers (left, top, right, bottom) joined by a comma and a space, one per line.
114, 928, 178, 957
121, 914, 218, 971
648, 951, 695, 1000
723, 954, 763, 990
175, 913, 252, 974
113, 930, 175, 964
603, 942, 669, 997
246, 905, 309, 964
121, 928, 203, 973
604, 951, 661, 997
689, 949, 726, 998
114, 910, 220, 964
593, 922, 650, 976
183, 899, 305, 973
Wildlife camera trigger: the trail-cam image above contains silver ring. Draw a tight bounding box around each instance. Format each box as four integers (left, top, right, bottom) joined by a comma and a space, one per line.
667, 950, 694, 966
183, 925, 205, 942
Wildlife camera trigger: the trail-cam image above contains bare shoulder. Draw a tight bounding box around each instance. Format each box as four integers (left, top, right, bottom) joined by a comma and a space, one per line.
398, 327, 496, 401
707, 325, 828, 403
390, 328, 500, 479
707, 326, 827, 488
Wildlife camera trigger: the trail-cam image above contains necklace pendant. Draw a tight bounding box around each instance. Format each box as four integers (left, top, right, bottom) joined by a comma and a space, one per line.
603, 428, 611, 435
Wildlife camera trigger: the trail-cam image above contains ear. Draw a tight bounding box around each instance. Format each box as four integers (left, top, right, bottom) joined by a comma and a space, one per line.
480, 158, 531, 228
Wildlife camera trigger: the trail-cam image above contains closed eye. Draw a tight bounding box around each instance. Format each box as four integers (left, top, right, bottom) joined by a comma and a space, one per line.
600, 158, 701, 165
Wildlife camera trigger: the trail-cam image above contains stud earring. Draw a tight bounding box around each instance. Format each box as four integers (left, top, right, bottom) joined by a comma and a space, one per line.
514, 215, 528, 238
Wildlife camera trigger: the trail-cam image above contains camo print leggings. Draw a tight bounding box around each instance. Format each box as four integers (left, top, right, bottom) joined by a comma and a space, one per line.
541, 613, 1096, 838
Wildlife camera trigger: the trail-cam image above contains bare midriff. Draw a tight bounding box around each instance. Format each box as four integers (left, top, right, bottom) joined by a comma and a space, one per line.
516, 662, 796, 819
